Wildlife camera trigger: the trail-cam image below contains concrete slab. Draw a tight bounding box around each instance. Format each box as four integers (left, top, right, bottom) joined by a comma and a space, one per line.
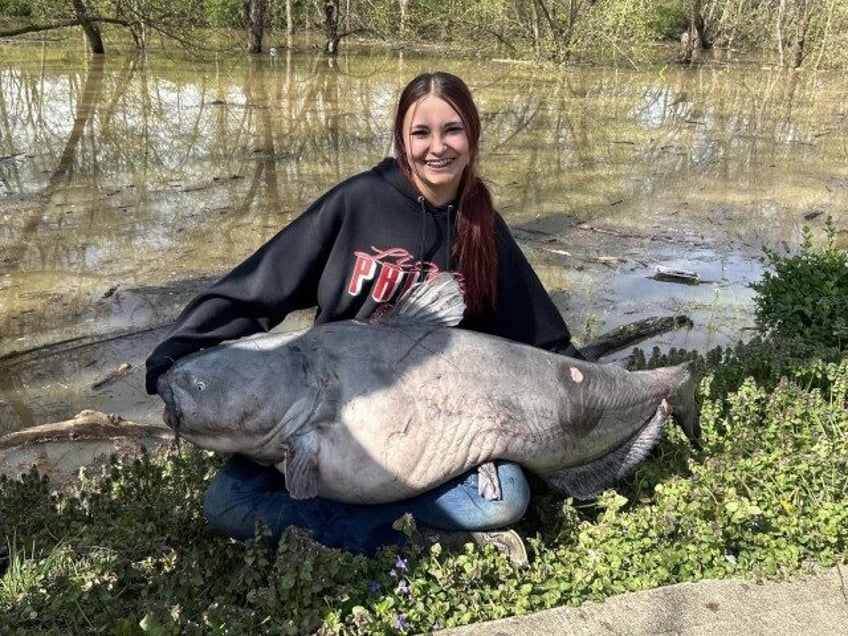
437, 564, 848, 636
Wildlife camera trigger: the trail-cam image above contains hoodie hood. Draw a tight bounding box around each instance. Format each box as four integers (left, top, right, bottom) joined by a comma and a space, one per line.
370, 157, 458, 275
372, 157, 459, 215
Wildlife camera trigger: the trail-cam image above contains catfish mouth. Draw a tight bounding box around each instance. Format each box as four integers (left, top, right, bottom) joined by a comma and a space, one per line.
155, 375, 235, 452
156, 377, 182, 433
162, 405, 180, 432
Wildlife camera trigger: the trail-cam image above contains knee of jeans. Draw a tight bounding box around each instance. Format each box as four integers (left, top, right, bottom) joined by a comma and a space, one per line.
489, 486, 531, 527
203, 477, 229, 529
203, 472, 252, 540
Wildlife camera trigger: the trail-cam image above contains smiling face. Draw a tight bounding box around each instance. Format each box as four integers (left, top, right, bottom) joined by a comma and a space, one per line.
402, 95, 471, 207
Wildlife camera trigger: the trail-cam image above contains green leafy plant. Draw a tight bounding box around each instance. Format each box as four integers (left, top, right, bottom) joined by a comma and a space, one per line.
752, 217, 848, 351
648, 1, 690, 41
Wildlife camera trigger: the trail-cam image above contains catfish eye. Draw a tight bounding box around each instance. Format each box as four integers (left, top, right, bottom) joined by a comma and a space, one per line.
195, 380, 206, 392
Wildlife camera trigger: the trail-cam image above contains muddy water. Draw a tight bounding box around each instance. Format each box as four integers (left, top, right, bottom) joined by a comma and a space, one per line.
1, 42, 846, 433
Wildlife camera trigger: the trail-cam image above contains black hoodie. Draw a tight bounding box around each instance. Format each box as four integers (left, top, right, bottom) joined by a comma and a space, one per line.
145, 157, 578, 394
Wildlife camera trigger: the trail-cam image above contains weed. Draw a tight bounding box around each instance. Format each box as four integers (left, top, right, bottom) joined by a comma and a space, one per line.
752, 217, 848, 350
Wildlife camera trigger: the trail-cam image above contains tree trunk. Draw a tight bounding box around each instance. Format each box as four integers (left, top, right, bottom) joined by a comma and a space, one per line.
399, 0, 409, 38
71, 0, 105, 54
324, 0, 341, 55
530, 0, 541, 58
678, 0, 708, 64
791, 0, 812, 68
285, 0, 293, 47
127, 0, 147, 48
691, 0, 708, 47
244, 0, 269, 54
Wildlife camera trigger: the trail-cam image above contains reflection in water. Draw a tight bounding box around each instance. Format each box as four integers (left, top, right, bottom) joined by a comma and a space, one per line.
49, 56, 105, 189
0, 45, 846, 430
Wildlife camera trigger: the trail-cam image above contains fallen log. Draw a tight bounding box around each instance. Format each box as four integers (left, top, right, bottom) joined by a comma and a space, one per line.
581, 315, 694, 361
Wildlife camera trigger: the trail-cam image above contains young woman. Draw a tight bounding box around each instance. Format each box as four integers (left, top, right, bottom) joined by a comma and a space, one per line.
146, 71, 583, 559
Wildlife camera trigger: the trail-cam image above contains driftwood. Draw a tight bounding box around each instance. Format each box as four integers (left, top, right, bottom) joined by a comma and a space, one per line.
0, 410, 172, 450
0, 410, 173, 483
91, 362, 134, 390
652, 267, 701, 285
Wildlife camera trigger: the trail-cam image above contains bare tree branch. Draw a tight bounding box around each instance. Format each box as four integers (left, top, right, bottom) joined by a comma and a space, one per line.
0, 17, 137, 39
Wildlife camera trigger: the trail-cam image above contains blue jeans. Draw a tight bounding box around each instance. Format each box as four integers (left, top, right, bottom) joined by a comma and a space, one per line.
204, 455, 531, 555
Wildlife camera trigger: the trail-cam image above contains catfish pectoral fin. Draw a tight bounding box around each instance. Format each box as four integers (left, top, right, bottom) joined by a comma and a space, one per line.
476, 461, 502, 501
542, 401, 668, 500
283, 434, 320, 500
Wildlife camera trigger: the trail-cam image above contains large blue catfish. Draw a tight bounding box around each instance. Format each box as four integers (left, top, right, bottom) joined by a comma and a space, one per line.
157, 274, 700, 504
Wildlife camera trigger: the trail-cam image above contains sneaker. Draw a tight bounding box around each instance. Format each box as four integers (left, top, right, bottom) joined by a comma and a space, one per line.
419, 529, 472, 551
420, 528, 529, 566
470, 529, 529, 566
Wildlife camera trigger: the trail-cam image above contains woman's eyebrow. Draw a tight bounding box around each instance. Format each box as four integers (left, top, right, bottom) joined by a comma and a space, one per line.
414, 120, 462, 128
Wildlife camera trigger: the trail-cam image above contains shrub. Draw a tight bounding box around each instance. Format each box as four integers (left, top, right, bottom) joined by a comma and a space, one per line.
0, 0, 32, 18
751, 217, 848, 351
649, 1, 690, 41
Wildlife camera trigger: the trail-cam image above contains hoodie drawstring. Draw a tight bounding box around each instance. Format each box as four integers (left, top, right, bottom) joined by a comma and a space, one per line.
446, 204, 454, 272
417, 195, 456, 274
417, 196, 428, 276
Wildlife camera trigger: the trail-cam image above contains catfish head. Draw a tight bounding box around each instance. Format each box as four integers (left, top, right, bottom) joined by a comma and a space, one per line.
155, 331, 312, 463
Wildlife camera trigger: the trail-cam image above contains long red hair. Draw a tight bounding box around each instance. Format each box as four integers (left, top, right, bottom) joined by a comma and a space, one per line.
393, 71, 498, 317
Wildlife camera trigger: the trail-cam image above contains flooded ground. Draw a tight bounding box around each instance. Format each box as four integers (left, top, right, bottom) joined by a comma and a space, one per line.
1, 41, 846, 434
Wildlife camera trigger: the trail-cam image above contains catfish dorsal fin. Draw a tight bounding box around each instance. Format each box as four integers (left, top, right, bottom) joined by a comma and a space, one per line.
377, 272, 466, 328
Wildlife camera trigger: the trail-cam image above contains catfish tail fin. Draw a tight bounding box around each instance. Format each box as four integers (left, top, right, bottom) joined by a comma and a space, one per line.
671, 362, 701, 450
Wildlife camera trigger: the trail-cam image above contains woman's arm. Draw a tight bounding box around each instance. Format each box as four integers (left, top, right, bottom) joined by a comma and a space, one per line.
144, 193, 342, 394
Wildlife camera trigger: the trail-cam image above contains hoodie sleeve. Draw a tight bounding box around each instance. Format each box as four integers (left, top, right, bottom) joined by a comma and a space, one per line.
463, 214, 583, 358
144, 191, 343, 394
